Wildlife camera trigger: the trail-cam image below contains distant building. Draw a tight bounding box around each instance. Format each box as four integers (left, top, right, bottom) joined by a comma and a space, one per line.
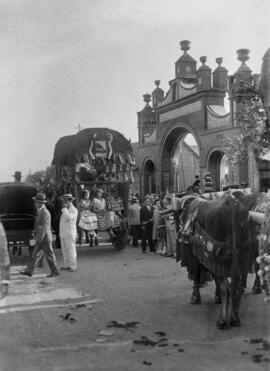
132, 41, 270, 196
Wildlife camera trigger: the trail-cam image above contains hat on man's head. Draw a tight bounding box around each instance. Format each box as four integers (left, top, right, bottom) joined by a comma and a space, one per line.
131, 196, 138, 202
33, 193, 47, 203
63, 194, 75, 200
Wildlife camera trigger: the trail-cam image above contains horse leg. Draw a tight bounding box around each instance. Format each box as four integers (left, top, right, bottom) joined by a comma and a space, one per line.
230, 275, 241, 327
252, 260, 262, 294
216, 278, 230, 330
190, 260, 201, 304
213, 275, 221, 304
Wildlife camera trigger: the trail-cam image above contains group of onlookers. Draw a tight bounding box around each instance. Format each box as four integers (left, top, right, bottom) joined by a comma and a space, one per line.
128, 193, 177, 257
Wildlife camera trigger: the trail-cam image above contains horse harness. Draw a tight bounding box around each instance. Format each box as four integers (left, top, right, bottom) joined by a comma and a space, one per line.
180, 217, 250, 278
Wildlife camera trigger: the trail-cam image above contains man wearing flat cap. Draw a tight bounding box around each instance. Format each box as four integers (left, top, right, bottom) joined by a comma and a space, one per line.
20, 193, 59, 277
59, 194, 78, 271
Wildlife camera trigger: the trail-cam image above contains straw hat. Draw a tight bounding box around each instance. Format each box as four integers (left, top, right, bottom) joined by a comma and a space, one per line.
32, 193, 47, 203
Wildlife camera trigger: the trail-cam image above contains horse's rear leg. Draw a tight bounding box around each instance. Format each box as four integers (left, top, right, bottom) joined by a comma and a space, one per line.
230, 276, 241, 327
217, 278, 230, 330
252, 260, 262, 294
213, 275, 221, 304
190, 260, 201, 304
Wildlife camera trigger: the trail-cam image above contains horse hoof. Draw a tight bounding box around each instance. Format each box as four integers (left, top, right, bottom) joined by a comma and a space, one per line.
190, 296, 201, 304
252, 286, 262, 295
214, 296, 221, 304
229, 315, 241, 327
216, 320, 229, 330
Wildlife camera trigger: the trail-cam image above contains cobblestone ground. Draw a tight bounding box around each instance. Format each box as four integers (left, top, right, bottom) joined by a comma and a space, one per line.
0, 244, 269, 371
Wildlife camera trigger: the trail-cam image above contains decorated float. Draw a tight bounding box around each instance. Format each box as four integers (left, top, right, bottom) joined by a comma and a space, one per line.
51, 127, 135, 250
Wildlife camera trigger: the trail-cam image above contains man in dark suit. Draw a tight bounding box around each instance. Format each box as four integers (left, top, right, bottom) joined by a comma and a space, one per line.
140, 196, 155, 253
20, 193, 59, 277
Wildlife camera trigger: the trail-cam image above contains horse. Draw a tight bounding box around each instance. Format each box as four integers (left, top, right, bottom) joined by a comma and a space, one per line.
177, 192, 250, 329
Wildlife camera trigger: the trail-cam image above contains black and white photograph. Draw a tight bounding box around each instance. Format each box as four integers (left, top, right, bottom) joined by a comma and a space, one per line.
0, 0, 269, 370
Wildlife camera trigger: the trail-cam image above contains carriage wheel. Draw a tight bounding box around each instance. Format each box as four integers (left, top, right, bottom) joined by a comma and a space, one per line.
111, 229, 127, 251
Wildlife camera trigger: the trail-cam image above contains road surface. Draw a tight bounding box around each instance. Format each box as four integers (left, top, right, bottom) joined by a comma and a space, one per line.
0, 244, 269, 371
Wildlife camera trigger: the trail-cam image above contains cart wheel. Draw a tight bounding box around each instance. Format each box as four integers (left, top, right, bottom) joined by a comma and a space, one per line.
112, 231, 127, 251
113, 240, 125, 251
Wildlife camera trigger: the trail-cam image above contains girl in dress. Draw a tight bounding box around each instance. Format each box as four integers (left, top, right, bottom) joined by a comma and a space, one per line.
92, 189, 115, 238
78, 189, 98, 247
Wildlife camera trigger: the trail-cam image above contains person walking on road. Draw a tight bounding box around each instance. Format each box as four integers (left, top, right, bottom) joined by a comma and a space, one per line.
59, 194, 78, 272
20, 193, 59, 278
128, 196, 141, 247
140, 196, 155, 253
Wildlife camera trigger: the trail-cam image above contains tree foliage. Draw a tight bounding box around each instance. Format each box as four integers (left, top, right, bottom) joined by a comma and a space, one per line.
220, 80, 269, 165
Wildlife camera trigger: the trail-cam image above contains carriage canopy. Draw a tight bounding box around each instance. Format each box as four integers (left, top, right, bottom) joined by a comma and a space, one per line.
52, 127, 134, 167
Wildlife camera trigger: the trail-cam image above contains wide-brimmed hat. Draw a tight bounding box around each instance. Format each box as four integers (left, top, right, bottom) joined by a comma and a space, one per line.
63, 193, 75, 200
33, 193, 47, 203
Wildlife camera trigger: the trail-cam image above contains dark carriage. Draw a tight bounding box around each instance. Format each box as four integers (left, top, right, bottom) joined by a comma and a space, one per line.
0, 183, 37, 254
51, 127, 135, 251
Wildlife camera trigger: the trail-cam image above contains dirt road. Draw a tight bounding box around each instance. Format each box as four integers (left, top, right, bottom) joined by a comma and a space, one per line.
0, 244, 269, 371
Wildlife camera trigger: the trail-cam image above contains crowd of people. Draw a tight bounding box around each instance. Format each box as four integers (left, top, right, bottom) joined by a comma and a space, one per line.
15, 186, 179, 281
4, 173, 212, 282
128, 193, 177, 257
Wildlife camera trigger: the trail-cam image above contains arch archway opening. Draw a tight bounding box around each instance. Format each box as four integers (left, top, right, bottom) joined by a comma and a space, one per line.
161, 127, 200, 194
208, 151, 228, 191
143, 159, 156, 195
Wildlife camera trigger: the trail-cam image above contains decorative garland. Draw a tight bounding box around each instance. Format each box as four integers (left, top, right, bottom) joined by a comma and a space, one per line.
256, 203, 270, 303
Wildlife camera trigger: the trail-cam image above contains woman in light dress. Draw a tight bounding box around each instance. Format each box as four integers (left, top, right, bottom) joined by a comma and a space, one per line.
92, 189, 116, 236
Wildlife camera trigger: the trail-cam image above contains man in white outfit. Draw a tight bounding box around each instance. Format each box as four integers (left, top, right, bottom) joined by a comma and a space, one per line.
60, 194, 78, 272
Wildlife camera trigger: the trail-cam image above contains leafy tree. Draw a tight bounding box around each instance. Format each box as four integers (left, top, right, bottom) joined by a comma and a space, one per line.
220, 80, 269, 166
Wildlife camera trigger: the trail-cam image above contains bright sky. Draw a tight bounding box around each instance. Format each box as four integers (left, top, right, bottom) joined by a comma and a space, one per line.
0, 0, 269, 181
